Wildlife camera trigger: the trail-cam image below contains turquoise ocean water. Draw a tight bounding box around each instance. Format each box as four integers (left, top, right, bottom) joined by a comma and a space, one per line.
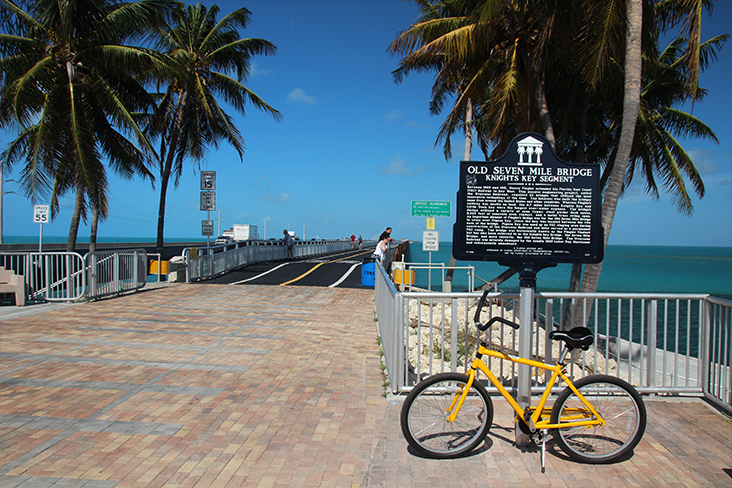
5, 236, 731, 299
407, 242, 732, 300
4, 236, 202, 244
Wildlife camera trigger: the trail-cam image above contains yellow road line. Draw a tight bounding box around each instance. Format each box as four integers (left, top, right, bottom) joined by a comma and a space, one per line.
278, 250, 373, 286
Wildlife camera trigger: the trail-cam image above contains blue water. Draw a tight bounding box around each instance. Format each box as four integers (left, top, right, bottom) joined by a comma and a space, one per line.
407, 243, 732, 300
4, 235, 203, 244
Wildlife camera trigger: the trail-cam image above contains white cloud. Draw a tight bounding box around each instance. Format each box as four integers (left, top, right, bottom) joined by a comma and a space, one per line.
375, 156, 412, 175
404, 120, 430, 129
687, 148, 719, 174
287, 88, 317, 105
384, 109, 403, 122
250, 61, 275, 78
263, 191, 291, 202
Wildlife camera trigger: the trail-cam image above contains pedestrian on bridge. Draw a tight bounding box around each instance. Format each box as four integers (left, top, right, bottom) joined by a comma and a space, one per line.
283, 230, 295, 259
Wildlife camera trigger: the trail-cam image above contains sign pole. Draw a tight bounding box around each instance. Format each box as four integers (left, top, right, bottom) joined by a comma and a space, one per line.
428, 251, 432, 290
422, 229, 439, 291
516, 265, 537, 448
33, 205, 50, 252
450, 132, 604, 453
200, 171, 216, 247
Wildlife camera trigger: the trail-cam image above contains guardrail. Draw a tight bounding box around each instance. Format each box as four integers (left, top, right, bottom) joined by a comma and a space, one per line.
183, 239, 378, 283
85, 249, 148, 300
1, 249, 149, 303
374, 262, 732, 413
0, 251, 85, 302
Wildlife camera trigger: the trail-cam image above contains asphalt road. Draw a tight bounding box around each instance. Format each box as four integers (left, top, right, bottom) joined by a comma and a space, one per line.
202, 248, 376, 289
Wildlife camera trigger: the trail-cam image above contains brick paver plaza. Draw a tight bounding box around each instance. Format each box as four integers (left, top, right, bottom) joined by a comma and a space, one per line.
1, 284, 731, 487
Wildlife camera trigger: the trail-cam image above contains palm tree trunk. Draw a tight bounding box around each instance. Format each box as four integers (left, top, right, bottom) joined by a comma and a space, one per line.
445, 98, 473, 289
90, 203, 99, 253
156, 92, 187, 255
66, 184, 85, 252
156, 160, 173, 255
580, 0, 643, 299
529, 61, 556, 150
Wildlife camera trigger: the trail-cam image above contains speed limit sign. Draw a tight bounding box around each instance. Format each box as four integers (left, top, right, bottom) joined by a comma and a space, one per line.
200, 171, 216, 191
33, 205, 50, 224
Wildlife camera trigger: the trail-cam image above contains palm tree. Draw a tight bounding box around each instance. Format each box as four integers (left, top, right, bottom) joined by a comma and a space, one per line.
391, 0, 566, 158
622, 34, 725, 214
392, 0, 724, 305
0, 0, 174, 251
147, 3, 282, 255
578, 0, 720, 296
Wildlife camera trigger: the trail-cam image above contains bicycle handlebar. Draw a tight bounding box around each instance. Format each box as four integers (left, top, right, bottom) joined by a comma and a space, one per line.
474, 289, 519, 331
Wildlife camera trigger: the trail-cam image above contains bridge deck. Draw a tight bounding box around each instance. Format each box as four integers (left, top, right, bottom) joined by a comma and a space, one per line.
0, 284, 730, 487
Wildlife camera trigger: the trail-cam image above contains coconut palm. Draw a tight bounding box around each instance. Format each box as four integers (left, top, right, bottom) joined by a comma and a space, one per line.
0, 0, 174, 251
390, 0, 584, 288
147, 3, 281, 254
618, 34, 725, 214
578, 0, 719, 296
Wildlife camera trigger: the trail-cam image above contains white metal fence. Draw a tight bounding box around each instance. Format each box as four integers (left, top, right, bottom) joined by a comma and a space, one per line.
1, 252, 86, 302
184, 239, 378, 282
374, 262, 732, 413
86, 249, 148, 300
1, 249, 149, 303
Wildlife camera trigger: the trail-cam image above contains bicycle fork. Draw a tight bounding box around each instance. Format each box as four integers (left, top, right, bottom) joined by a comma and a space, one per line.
444, 371, 477, 423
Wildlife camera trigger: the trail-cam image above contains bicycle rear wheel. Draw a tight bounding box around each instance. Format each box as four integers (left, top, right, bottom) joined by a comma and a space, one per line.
400, 373, 493, 459
551, 375, 646, 463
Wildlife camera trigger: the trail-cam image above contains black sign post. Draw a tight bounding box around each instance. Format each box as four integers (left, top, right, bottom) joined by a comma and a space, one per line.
453, 132, 603, 447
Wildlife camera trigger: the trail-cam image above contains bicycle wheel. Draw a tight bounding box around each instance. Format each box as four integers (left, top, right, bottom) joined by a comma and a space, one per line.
551, 375, 646, 464
400, 373, 493, 459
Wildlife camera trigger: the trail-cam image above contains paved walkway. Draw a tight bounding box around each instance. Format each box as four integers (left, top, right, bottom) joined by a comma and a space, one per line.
1, 284, 731, 487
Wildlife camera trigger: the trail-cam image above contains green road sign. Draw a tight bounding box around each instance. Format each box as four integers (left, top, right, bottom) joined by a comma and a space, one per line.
411, 200, 451, 217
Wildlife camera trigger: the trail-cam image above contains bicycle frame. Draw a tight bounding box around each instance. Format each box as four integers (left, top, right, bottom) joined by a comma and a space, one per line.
447, 344, 605, 431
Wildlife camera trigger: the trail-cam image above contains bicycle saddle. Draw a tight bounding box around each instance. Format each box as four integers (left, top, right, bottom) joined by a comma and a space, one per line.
549, 327, 594, 351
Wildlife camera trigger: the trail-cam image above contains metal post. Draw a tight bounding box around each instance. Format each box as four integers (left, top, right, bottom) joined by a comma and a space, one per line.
206, 209, 211, 248
646, 301, 658, 388
451, 298, 458, 373
428, 251, 432, 291
516, 284, 534, 448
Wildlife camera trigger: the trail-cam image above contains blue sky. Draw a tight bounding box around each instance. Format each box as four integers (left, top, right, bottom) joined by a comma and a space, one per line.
2, 0, 730, 246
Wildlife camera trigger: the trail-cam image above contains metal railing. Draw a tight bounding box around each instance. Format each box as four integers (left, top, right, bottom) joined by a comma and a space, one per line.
374, 262, 732, 413
183, 239, 378, 282
85, 249, 148, 300
398, 261, 477, 292
1, 252, 85, 302
1, 249, 149, 303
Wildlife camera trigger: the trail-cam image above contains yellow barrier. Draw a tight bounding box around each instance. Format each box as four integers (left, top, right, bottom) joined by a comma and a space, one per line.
393, 269, 415, 285
150, 260, 169, 274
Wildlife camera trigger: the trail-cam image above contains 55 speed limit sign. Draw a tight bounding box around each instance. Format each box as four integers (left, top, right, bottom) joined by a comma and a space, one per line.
33, 205, 50, 224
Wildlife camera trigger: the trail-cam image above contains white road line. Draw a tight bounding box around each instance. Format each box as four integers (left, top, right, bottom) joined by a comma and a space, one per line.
229, 263, 290, 284
329, 263, 361, 288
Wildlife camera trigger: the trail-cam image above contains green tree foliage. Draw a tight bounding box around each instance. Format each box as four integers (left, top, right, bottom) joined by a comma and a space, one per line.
0, 0, 176, 251
391, 0, 727, 298
146, 3, 282, 254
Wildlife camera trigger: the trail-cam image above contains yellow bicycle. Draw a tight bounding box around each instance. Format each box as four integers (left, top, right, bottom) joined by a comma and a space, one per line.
400, 290, 647, 464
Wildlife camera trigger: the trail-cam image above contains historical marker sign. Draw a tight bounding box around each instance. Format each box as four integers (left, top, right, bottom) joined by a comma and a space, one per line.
453, 133, 603, 271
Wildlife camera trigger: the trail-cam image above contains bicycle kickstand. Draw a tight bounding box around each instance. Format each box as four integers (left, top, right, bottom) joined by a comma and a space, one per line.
540, 429, 548, 473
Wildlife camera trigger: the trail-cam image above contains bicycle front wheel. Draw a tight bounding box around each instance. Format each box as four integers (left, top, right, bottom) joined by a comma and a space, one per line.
551, 375, 646, 464
400, 373, 493, 459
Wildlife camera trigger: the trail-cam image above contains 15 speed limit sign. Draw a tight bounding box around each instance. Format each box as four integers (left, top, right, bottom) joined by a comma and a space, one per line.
33, 205, 50, 224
